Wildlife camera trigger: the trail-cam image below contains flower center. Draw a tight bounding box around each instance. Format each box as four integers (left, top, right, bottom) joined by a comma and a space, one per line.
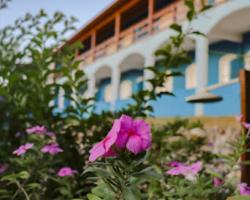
128, 129, 135, 136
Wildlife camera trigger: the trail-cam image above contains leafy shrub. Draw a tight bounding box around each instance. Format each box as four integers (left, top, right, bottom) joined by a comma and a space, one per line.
0, 1, 248, 199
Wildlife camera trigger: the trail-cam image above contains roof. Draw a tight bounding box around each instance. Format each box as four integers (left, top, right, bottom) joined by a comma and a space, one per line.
67, 0, 129, 44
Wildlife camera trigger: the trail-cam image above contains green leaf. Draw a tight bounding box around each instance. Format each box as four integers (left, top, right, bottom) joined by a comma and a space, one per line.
227, 196, 250, 200
200, 5, 213, 12
191, 31, 206, 37
187, 10, 195, 21
87, 194, 102, 200
82, 166, 111, 178
26, 183, 41, 190
18, 171, 30, 180
123, 187, 141, 200
170, 24, 182, 33
1, 174, 17, 182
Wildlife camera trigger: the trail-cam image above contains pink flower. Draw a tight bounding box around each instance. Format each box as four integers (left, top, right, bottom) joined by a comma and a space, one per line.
213, 177, 223, 187
89, 119, 120, 162
41, 143, 63, 155
13, 143, 33, 156
46, 131, 55, 137
89, 115, 151, 162
26, 125, 47, 135
167, 161, 184, 167
115, 115, 151, 155
166, 161, 202, 181
57, 167, 77, 177
243, 122, 250, 130
239, 183, 250, 196
15, 132, 22, 138
0, 164, 8, 174
236, 115, 243, 122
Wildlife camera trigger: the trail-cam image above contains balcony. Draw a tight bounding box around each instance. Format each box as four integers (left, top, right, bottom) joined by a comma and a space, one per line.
76, 0, 227, 65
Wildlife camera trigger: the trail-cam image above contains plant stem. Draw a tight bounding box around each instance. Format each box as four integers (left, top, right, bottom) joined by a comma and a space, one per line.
14, 181, 30, 200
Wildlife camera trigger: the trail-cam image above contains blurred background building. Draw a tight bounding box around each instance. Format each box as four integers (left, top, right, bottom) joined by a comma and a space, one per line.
57, 0, 250, 117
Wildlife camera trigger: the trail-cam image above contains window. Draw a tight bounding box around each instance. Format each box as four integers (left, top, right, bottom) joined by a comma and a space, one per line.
219, 54, 237, 83
186, 64, 196, 89
156, 71, 173, 93
120, 80, 133, 99
245, 53, 250, 71
104, 84, 113, 102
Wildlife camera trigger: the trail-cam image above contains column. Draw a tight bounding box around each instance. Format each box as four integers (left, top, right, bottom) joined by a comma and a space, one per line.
111, 66, 121, 111
195, 36, 209, 116
91, 31, 96, 60
148, 0, 154, 34
58, 88, 65, 110
115, 13, 121, 49
195, 36, 209, 93
88, 73, 96, 97
144, 54, 155, 91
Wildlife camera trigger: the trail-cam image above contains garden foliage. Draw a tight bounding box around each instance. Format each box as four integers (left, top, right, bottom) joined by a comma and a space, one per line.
0, 0, 249, 199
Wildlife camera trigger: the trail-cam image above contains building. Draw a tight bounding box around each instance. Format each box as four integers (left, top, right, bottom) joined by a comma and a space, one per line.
60, 0, 250, 117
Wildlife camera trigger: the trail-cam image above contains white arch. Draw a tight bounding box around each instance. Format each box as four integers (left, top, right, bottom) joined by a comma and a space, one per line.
219, 54, 237, 83
192, 0, 250, 35
94, 65, 112, 81
119, 53, 145, 72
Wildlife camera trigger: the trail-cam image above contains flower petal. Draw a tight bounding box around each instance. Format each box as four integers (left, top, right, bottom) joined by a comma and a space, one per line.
104, 119, 119, 150
126, 134, 142, 155
116, 115, 133, 148
133, 119, 151, 150
89, 141, 105, 162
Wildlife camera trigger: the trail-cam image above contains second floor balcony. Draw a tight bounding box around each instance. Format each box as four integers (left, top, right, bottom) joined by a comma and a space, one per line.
72, 0, 226, 65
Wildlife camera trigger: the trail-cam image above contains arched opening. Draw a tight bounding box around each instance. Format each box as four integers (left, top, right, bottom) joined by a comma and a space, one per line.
206, 6, 250, 86
118, 53, 145, 99
94, 66, 112, 103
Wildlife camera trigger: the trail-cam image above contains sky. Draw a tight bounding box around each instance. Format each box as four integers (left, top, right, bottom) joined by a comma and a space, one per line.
0, 0, 114, 29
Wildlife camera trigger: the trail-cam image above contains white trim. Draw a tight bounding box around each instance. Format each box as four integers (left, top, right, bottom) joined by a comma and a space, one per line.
244, 52, 250, 70
185, 63, 196, 89
206, 78, 239, 91
218, 53, 237, 84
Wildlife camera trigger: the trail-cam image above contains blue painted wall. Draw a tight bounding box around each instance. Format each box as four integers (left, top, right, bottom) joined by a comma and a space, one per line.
90, 33, 250, 117
203, 83, 241, 116
208, 40, 243, 86
151, 60, 196, 117
243, 32, 250, 53
95, 101, 111, 113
